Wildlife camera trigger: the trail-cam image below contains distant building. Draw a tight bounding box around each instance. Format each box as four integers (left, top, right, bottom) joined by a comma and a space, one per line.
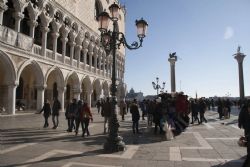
126, 88, 143, 101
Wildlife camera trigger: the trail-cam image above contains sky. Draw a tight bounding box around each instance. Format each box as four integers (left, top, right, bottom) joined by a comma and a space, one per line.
119, 0, 250, 98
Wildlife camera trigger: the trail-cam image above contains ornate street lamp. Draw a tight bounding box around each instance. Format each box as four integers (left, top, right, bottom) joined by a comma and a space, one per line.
98, 3, 148, 153
152, 77, 165, 95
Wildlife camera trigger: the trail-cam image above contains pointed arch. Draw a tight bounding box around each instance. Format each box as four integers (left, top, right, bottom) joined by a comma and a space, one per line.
0, 50, 17, 84
17, 60, 44, 86
45, 66, 64, 87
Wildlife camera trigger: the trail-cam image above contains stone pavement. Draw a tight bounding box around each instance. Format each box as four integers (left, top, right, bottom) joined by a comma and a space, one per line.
0, 107, 247, 167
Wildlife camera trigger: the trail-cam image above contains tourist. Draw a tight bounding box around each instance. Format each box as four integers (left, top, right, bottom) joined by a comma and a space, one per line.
38, 99, 51, 128
101, 97, 111, 134
81, 102, 93, 137
52, 98, 61, 129
130, 99, 141, 134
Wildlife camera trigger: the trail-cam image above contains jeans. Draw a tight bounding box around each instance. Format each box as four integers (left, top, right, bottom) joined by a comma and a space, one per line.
52, 115, 59, 127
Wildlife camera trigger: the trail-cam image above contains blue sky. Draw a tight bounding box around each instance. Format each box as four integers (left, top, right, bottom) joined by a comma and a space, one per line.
119, 0, 250, 98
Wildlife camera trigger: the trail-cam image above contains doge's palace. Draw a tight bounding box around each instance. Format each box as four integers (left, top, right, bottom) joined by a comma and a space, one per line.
0, 0, 126, 114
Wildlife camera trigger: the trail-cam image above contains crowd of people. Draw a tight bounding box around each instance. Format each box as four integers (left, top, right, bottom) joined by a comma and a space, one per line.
36, 93, 250, 166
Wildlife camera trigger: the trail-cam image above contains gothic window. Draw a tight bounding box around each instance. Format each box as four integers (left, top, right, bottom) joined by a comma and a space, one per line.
34, 17, 42, 46
46, 23, 53, 50
57, 33, 62, 54
97, 57, 100, 69
3, 0, 15, 30
95, 0, 103, 20
20, 8, 30, 36
80, 50, 84, 62
87, 52, 90, 65
66, 34, 70, 57
92, 55, 94, 67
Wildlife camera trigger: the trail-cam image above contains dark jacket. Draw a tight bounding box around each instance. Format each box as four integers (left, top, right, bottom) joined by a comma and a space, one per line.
101, 101, 111, 117
40, 102, 51, 117
239, 105, 250, 135
153, 103, 162, 123
130, 103, 140, 122
52, 100, 61, 116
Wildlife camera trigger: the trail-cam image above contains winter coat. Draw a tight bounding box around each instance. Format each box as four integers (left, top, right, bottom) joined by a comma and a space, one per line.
130, 103, 140, 122
101, 101, 112, 117
80, 104, 93, 121
52, 100, 61, 116
153, 103, 162, 123
238, 105, 250, 135
40, 103, 51, 117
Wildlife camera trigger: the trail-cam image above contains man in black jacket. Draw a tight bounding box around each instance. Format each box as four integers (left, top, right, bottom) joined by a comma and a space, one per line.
130, 99, 141, 134
238, 100, 250, 167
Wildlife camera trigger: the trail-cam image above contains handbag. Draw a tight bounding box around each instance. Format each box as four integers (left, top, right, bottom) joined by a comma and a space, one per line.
238, 136, 247, 147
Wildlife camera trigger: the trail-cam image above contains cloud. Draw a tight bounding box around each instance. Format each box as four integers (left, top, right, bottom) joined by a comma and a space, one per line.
224, 26, 234, 40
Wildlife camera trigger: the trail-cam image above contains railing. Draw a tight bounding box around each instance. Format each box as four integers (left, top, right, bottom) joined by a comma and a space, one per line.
73, 59, 77, 67
46, 49, 53, 59
56, 53, 63, 62
80, 62, 84, 69
33, 45, 42, 56
0, 25, 33, 51
65, 56, 70, 65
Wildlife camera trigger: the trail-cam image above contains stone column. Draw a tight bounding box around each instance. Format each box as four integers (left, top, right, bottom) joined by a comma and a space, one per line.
89, 52, 93, 72
14, 12, 24, 32
36, 85, 46, 112
102, 58, 106, 75
168, 57, 177, 93
94, 54, 97, 73
75, 45, 82, 68
83, 49, 88, 70
28, 20, 38, 38
61, 37, 68, 63
41, 27, 49, 57
234, 48, 246, 99
87, 90, 92, 107
69, 42, 76, 66
0, 3, 8, 25
58, 87, 65, 112
52, 32, 59, 60
6, 84, 17, 115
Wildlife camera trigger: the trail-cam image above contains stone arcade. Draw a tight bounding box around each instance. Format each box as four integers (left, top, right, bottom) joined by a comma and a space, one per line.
0, 0, 126, 114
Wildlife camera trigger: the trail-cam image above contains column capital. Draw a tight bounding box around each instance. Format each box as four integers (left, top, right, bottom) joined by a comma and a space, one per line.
168, 58, 177, 65
58, 86, 66, 92
76, 44, 82, 50
61, 37, 68, 43
52, 32, 60, 39
14, 12, 24, 20
41, 26, 49, 33
36, 85, 47, 90
0, 3, 8, 11
69, 41, 76, 47
28, 20, 38, 27
88, 51, 94, 56
234, 53, 246, 64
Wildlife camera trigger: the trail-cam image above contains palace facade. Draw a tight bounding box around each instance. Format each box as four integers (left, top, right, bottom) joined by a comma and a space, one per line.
0, 0, 126, 114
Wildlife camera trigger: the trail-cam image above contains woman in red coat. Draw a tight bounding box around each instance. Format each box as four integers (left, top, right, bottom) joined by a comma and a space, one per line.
81, 102, 93, 137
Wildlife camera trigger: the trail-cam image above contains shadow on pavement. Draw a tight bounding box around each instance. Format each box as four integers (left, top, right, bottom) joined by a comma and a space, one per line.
211, 156, 246, 167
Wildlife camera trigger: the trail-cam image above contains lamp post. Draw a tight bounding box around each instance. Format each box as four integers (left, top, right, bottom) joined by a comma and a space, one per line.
98, 3, 148, 153
152, 77, 166, 95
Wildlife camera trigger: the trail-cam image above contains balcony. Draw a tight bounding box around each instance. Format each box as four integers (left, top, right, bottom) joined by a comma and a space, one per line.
33, 45, 42, 55
0, 25, 33, 51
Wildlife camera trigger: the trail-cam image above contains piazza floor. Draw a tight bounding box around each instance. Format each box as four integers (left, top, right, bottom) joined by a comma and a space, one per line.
0, 107, 247, 167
